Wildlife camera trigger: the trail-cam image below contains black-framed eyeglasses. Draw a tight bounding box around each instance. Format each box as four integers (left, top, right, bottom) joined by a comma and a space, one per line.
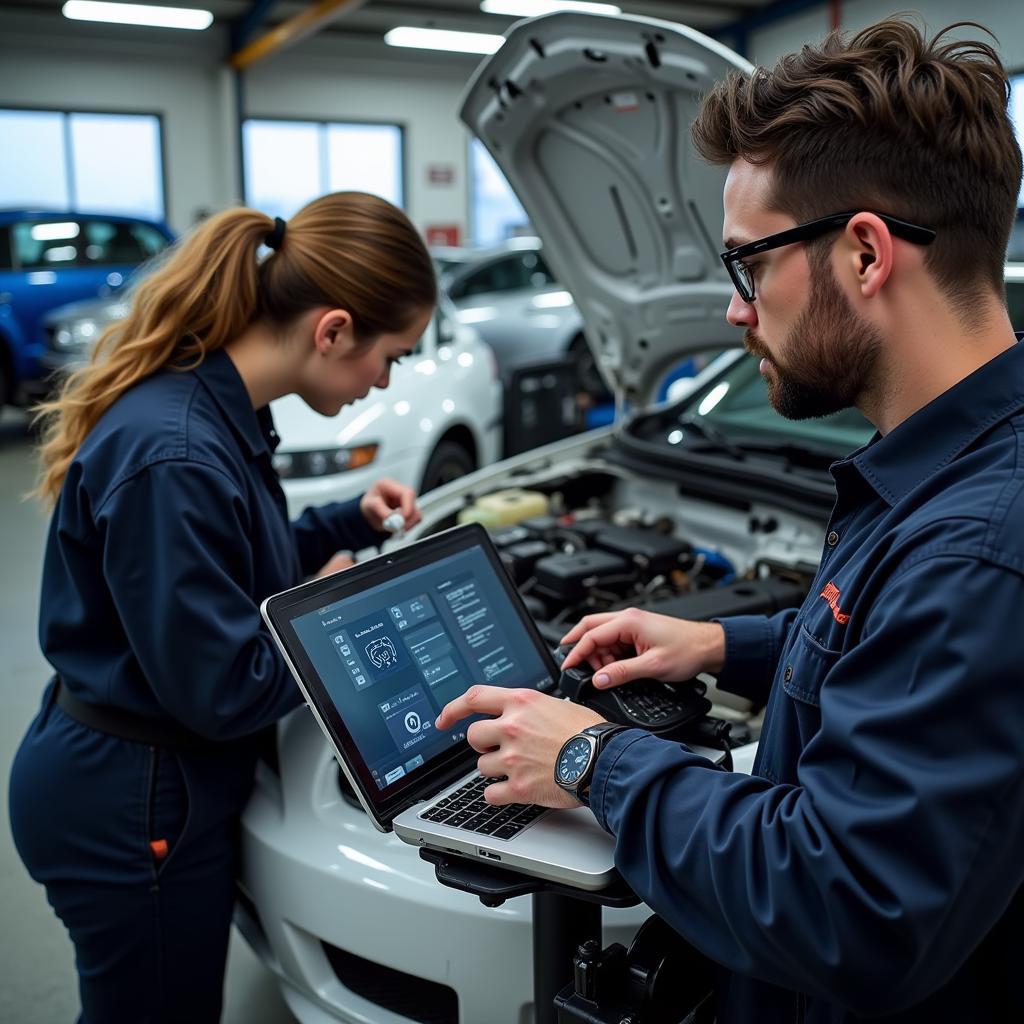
719, 211, 936, 303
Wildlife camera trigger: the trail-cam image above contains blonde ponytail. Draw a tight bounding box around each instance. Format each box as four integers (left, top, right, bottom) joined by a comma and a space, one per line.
33, 208, 271, 503
33, 192, 435, 505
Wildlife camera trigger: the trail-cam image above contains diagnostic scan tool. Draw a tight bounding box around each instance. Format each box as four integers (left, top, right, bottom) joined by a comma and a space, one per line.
552, 644, 711, 734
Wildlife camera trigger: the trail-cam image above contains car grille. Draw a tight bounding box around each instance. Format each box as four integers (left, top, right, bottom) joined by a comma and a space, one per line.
321, 941, 458, 1024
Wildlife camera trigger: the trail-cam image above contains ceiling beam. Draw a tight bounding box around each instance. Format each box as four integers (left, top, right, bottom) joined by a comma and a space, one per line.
228, 0, 370, 69
231, 0, 282, 52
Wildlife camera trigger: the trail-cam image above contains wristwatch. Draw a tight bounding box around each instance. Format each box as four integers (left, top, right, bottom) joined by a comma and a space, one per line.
554, 722, 629, 806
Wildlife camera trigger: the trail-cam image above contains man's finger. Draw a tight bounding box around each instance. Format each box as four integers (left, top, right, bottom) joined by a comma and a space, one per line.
436, 685, 514, 729
566, 618, 637, 668
591, 653, 656, 689
476, 750, 505, 778
482, 779, 516, 806
560, 613, 615, 649
466, 718, 503, 752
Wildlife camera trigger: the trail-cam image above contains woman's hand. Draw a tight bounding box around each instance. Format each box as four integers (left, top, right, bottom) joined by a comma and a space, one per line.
359, 478, 422, 533
314, 552, 355, 578
559, 609, 726, 689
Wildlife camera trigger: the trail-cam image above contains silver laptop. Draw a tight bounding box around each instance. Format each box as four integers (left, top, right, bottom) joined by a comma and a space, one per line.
261, 522, 618, 891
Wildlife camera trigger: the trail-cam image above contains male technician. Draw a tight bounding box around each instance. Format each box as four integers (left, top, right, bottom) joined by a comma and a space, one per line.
438, 17, 1024, 1023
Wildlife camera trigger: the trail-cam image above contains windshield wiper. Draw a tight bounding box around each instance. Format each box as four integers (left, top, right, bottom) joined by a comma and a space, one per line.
677, 416, 748, 460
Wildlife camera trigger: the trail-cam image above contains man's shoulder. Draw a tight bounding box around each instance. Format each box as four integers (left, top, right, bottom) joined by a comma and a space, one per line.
892, 417, 1024, 572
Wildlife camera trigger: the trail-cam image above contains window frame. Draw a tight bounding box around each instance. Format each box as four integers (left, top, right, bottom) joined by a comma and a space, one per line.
467, 136, 531, 247
241, 115, 408, 216
0, 104, 168, 221
1010, 68, 1024, 212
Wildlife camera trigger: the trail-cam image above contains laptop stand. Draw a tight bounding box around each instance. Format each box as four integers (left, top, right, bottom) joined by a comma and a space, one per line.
419, 849, 716, 1024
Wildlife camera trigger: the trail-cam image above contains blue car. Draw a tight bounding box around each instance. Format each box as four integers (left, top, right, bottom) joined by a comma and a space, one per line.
0, 210, 174, 407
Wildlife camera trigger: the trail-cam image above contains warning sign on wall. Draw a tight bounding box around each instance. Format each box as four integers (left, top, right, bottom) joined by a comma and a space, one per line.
425, 224, 461, 247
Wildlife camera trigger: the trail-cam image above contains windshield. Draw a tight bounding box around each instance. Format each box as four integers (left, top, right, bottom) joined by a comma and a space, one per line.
642, 353, 876, 460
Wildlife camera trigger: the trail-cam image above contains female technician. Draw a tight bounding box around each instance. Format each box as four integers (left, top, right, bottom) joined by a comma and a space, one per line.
9, 192, 436, 1022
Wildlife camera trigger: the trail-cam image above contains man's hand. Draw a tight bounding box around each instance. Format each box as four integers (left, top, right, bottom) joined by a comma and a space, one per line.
360, 478, 422, 534
314, 552, 355, 577
560, 609, 726, 688
436, 686, 606, 808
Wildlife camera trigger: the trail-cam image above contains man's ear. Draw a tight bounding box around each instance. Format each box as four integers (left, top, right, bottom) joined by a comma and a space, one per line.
843, 213, 894, 299
313, 309, 356, 357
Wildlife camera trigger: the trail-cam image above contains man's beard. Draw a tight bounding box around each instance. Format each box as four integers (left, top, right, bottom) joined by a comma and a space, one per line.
745, 257, 883, 420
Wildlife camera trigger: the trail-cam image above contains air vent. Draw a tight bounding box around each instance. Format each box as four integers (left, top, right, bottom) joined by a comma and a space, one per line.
322, 941, 459, 1024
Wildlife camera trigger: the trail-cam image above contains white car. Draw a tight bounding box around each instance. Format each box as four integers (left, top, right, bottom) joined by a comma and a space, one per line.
236, 13, 773, 1024
41, 295, 504, 519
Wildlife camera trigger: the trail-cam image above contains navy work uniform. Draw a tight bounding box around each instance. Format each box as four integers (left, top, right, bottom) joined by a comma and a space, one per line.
587, 339, 1024, 1023
9, 348, 385, 1023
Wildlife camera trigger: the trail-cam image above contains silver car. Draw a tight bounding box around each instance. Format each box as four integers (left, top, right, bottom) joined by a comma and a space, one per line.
439, 237, 611, 399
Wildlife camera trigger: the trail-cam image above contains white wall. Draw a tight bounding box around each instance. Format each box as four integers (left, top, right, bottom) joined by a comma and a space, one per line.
749, 0, 1024, 69
0, 12, 237, 231
0, 11, 479, 238
244, 49, 472, 240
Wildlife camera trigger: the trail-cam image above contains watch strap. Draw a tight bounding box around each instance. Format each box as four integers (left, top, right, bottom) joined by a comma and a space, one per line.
576, 723, 629, 805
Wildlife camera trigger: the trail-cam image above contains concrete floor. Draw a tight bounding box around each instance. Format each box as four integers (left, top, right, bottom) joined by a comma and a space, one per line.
0, 408, 295, 1023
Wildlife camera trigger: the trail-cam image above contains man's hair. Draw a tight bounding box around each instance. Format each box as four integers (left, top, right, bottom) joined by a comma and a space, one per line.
692, 17, 1023, 316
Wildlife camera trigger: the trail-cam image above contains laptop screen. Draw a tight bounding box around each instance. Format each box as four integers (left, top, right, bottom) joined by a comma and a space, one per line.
267, 525, 557, 827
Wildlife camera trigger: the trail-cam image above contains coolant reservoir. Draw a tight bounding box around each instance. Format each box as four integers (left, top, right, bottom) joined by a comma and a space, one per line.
457, 489, 550, 528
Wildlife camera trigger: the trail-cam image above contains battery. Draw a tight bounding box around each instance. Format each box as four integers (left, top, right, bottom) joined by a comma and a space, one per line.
637, 576, 805, 620
592, 525, 693, 575
500, 540, 553, 584
519, 515, 563, 540
534, 551, 636, 603
490, 525, 532, 549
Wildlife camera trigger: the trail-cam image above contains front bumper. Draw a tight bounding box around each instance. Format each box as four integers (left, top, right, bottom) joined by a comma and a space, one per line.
239, 708, 650, 1024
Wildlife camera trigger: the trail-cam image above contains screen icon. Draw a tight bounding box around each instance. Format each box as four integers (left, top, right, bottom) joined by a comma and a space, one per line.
366, 636, 399, 669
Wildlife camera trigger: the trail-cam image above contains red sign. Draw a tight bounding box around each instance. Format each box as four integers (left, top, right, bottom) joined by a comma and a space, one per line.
425, 224, 461, 247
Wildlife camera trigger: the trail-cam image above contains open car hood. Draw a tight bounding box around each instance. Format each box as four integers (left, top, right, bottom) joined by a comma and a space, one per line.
460, 11, 752, 401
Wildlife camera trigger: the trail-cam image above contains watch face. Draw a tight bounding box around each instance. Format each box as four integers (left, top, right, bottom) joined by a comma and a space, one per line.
556, 737, 593, 786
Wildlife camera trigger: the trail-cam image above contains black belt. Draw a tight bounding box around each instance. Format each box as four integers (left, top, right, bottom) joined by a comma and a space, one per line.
53, 677, 213, 750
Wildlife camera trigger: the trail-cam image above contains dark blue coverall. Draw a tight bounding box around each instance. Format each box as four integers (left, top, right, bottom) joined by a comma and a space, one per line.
9, 348, 385, 1023
587, 339, 1024, 1023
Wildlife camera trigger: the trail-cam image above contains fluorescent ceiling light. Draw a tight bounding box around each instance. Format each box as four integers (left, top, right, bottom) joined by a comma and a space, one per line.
31, 222, 79, 241
62, 1, 213, 30
481, 1, 621, 16
384, 27, 504, 55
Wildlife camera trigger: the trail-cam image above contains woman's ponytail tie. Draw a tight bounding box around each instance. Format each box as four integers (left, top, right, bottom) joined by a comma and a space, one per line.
265, 216, 287, 252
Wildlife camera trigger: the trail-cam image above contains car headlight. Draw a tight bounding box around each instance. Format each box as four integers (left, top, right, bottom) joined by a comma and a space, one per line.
51, 318, 104, 351
49, 304, 129, 352
273, 444, 379, 480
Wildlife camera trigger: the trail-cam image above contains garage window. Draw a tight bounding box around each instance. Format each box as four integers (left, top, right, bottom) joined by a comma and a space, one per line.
0, 109, 165, 220
243, 119, 404, 220
469, 138, 530, 247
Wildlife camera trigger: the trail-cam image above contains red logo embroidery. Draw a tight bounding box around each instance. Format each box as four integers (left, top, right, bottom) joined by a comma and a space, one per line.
819, 582, 850, 625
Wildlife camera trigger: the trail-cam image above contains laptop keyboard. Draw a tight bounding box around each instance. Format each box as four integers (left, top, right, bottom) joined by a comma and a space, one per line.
419, 774, 548, 840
